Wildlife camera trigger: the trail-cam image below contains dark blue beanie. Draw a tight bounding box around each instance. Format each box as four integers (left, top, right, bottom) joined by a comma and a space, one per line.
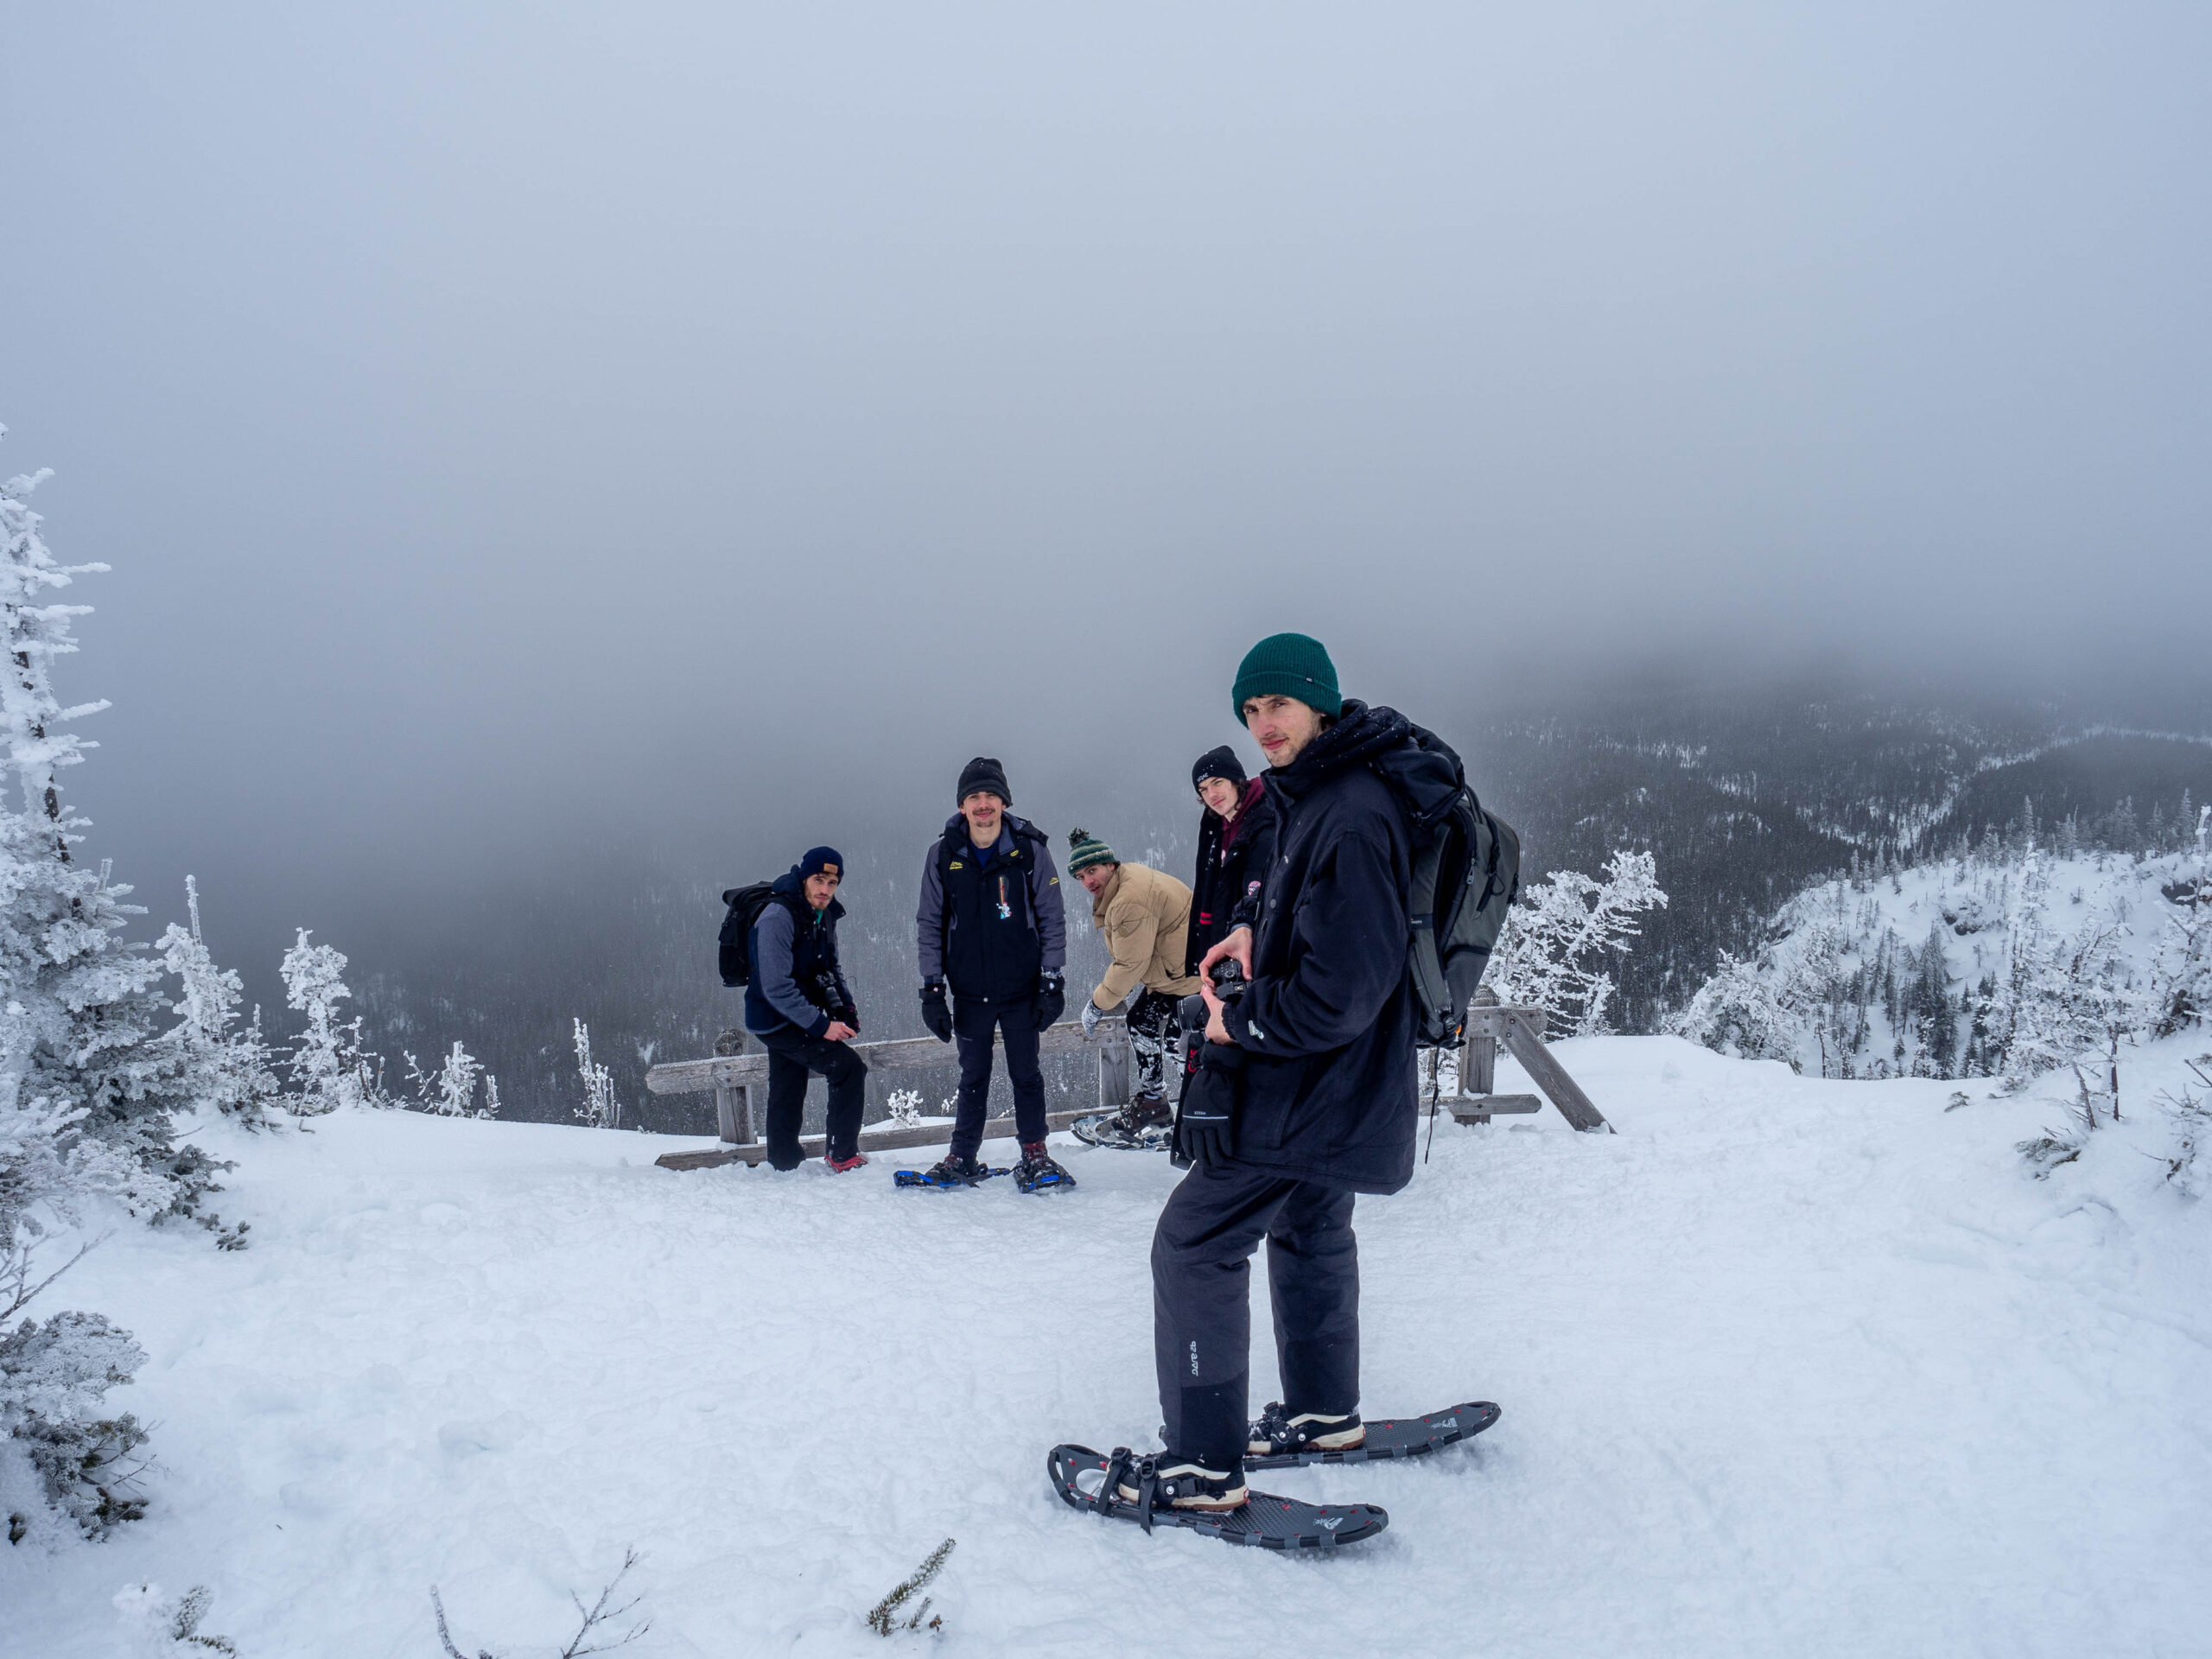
794, 846, 844, 880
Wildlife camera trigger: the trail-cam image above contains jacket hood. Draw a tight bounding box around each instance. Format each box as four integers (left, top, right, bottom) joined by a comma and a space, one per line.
1269, 699, 1407, 798
1216, 776, 1270, 849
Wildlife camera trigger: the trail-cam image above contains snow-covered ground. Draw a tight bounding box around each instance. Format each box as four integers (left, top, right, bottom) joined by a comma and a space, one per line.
5, 1038, 2209, 1657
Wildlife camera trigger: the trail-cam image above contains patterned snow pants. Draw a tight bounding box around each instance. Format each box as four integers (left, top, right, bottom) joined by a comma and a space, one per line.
1127, 988, 1183, 1101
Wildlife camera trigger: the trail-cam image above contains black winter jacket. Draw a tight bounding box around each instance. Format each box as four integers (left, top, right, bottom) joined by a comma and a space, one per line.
1218, 702, 1433, 1195
1185, 778, 1278, 977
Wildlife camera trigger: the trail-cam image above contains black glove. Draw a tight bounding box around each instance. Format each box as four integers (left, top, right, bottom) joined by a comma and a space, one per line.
1173, 1041, 1244, 1170
919, 981, 952, 1043
1033, 972, 1066, 1031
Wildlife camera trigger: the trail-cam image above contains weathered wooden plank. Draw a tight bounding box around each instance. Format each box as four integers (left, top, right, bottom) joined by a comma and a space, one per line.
1465, 1004, 1546, 1043
653, 1105, 1095, 1171
647, 1017, 1126, 1096
1448, 1093, 1542, 1125
1464, 1030, 1497, 1096
1500, 1022, 1611, 1133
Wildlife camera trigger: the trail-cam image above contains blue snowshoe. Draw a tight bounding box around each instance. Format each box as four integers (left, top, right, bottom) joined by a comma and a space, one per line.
894, 1154, 1008, 1190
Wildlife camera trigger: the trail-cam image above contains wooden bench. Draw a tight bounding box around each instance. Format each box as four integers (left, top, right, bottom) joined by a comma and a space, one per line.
1442, 994, 1611, 1133
645, 1016, 1130, 1170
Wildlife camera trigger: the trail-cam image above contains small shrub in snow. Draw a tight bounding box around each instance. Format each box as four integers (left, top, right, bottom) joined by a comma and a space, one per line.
0, 1309, 149, 1538
867, 1536, 953, 1637
572, 1020, 620, 1130
404, 1041, 493, 1118
280, 931, 384, 1114
433, 1547, 648, 1657
887, 1089, 924, 1128
2156, 1058, 2212, 1198
114, 1582, 236, 1655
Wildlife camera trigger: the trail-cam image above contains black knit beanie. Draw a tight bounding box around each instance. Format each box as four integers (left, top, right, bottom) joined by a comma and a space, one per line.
957, 756, 1012, 806
1192, 745, 1247, 794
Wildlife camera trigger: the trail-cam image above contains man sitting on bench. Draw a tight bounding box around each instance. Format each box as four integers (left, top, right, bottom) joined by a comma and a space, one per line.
745, 846, 868, 1173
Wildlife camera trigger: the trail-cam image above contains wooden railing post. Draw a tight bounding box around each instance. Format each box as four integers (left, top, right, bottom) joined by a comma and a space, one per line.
1465, 988, 1497, 1097
715, 1079, 753, 1146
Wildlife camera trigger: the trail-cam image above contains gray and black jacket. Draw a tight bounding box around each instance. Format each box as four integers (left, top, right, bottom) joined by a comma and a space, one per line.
744, 873, 855, 1039
916, 813, 1067, 1003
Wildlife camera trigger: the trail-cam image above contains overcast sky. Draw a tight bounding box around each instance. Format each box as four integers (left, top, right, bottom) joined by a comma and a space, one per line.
3, 3, 2206, 962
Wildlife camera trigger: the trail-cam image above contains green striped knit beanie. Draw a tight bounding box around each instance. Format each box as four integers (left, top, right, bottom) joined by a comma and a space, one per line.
1065, 827, 1117, 874
1231, 632, 1342, 721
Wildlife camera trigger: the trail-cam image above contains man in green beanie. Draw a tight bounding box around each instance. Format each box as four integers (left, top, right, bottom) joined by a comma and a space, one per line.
1103, 631, 1460, 1521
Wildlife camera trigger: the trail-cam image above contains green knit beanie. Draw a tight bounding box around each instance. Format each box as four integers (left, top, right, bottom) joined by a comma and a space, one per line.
1066, 826, 1117, 875
1231, 632, 1343, 721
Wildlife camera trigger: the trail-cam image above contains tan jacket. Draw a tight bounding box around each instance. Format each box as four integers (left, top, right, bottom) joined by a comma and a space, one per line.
1089, 862, 1203, 1009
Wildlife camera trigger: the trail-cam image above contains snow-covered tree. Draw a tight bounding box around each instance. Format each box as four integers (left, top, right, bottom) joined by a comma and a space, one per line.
573, 1020, 619, 1129
1669, 948, 1801, 1065
0, 433, 207, 1224
280, 930, 383, 1113
1487, 850, 1669, 1036
156, 877, 282, 1128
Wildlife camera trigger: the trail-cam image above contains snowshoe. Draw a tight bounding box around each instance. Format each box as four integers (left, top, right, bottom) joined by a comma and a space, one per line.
1243, 1400, 1500, 1470
1014, 1143, 1076, 1194
1048, 1445, 1387, 1549
1071, 1096, 1173, 1150
893, 1155, 1008, 1190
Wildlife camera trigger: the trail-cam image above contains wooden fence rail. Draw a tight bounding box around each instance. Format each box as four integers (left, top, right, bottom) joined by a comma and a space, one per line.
644, 989, 1608, 1173
645, 1016, 1129, 1170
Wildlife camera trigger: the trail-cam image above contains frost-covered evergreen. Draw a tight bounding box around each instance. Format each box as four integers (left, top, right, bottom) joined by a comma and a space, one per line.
157, 877, 283, 1128
0, 435, 209, 1224
1487, 851, 1669, 1036
281, 930, 384, 1113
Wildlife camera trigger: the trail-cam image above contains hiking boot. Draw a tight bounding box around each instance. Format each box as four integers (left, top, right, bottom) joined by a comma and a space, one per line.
823, 1150, 869, 1173
1248, 1402, 1365, 1459
1014, 1141, 1075, 1193
1071, 1095, 1173, 1151
1114, 1452, 1247, 1513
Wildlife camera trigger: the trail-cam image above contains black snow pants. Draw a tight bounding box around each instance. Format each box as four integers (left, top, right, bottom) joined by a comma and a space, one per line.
950, 995, 1046, 1160
1152, 1161, 1360, 1474
754, 1025, 868, 1170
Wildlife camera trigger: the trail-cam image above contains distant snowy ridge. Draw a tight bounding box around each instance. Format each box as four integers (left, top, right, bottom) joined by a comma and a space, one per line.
1672, 808, 2209, 1090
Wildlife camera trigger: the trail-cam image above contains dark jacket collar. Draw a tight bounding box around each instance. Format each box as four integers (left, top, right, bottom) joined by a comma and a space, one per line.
1268, 700, 1411, 803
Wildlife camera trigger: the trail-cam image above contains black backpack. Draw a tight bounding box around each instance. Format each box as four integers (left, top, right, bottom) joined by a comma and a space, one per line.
1370, 725, 1523, 1047
716, 882, 778, 988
